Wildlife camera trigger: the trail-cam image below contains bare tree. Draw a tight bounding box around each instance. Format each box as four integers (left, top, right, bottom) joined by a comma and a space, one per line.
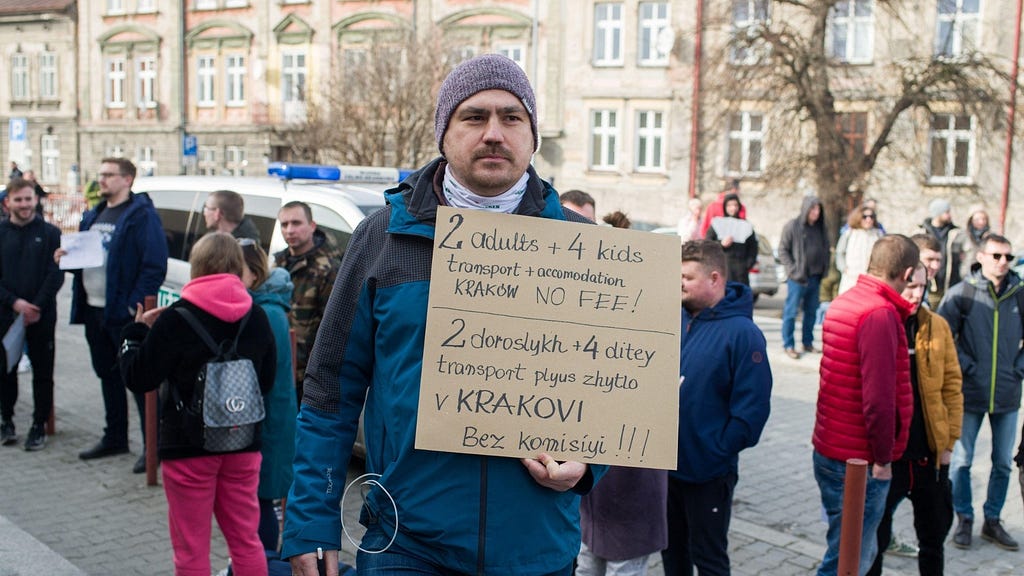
701, 0, 1010, 241
279, 32, 455, 169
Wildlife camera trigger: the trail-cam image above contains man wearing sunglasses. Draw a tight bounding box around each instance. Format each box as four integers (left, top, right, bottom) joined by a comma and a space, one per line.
937, 234, 1024, 552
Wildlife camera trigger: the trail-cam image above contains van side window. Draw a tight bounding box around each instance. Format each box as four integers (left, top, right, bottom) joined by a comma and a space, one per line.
307, 202, 355, 256
147, 189, 203, 261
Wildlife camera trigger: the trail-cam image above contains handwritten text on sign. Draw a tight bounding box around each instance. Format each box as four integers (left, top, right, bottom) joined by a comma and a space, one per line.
414, 207, 680, 469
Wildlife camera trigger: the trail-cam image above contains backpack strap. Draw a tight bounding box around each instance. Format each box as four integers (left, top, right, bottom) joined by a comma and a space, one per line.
176, 307, 251, 355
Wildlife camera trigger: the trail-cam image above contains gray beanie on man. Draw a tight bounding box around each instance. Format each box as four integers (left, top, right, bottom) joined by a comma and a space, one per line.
928, 198, 951, 219
434, 54, 538, 155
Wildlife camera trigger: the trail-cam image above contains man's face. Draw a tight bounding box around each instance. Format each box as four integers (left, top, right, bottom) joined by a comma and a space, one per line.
203, 196, 221, 229
442, 89, 535, 198
563, 201, 595, 221
807, 204, 821, 224
901, 267, 927, 313
978, 241, 1014, 283
934, 210, 952, 226
97, 162, 132, 201
680, 260, 717, 313
6, 185, 37, 225
919, 248, 941, 280
279, 206, 316, 254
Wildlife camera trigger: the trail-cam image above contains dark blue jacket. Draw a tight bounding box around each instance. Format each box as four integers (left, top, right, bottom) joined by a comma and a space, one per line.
283, 158, 606, 574
0, 215, 64, 329
675, 282, 772, 483
70, 192, 167, 328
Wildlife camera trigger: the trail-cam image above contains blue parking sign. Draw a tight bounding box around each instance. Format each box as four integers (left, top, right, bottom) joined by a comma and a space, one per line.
183, 135, 197, 157
8, 118, 27, 142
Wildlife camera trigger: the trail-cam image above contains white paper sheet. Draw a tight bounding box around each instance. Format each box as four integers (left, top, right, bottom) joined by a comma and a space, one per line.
3, 313, 25, 374
59, 230, 104, 270
710, 216, 754, 243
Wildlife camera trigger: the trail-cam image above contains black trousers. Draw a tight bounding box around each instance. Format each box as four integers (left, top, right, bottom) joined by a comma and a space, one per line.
0, 309, 56, 425
662, 472, 737, 576
83, 305, 146, 448
866, 458, 953, 576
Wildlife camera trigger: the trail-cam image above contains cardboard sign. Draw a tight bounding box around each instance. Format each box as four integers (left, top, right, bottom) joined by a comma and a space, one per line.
414, 207, 680, 469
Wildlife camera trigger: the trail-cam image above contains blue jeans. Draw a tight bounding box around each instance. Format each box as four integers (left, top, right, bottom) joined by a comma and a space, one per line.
813, 451, 889, 576
357, 525, 573, 576
951, 409, 1019, 520
782, 276, 821, 350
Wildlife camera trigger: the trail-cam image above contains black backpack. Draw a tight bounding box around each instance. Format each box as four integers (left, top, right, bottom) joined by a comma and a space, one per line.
171, 308, 265, 452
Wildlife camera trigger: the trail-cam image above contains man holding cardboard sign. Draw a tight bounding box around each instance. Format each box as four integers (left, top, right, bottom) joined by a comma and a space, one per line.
284, 55, 616, 576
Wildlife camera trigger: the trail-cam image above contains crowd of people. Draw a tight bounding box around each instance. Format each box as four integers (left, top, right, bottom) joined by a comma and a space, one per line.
1, 53, 1022, 576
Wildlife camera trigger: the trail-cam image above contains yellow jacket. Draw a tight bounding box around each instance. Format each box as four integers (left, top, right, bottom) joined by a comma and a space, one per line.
913, 305, 964, 466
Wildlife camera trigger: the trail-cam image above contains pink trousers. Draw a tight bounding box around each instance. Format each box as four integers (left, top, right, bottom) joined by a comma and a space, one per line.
162, 452, 268, 576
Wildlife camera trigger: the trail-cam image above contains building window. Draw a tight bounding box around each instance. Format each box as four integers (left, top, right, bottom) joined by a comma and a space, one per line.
136, 57, 157, 109
106, 58, 127, 108
590, 109, 618, 170
197, 56, 216, 107
39, 52, 58, 100
225, 0, 248, 7
928, 114, 974, 183
829, 0, 874, 63
638, 2, 671, 66
198, 146, 217, 175
195, 0, 217, 9
635, 110, 665, 171
41, 135, 60, 184
731, 0, 770, 64
936, 0, 980, 57
11, 54, 29, 100
226, 55, 246, 106
137, 146, 157, 176
106, 0, 125, 14
137, 0, 156, 12
106, 144, 125, 158
226, 146, 247, 176
282, 52, 307, 103
593, 3, 624, 66
836, 112, 867, 162
496, 45, 526, 69
726, 112, 765, 176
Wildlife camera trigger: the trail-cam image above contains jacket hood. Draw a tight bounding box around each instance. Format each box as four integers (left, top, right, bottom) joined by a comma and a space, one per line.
799, 196, 823, 227
688, 281, 754, 321
180, 273, 252, 322
251, 267, 293, 311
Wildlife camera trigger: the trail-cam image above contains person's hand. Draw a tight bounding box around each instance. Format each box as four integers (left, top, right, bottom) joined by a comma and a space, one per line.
53, 247, 67, 264
12, 299, 41, 325
940, 449, 952, 465
721, 235, 734, 248
521, 453, 587, 492
871, 462, 892, 480
134, 303, 167, 327
289, 549, 339, 576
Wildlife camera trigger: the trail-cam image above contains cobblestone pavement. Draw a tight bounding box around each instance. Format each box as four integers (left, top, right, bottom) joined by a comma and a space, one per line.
0, 281, 1020, 575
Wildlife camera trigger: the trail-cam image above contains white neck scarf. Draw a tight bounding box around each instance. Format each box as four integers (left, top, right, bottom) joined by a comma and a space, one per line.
443, 166, 529, 214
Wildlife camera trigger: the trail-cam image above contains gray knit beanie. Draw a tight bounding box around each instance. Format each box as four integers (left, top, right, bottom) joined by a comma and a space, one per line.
928, 198, 951, 219
434, 54, 538, 155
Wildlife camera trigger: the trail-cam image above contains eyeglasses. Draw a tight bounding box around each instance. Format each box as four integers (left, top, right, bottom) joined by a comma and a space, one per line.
984, 252, 1014, 261
203, 205, 217, 212
97, 172, 124, 179
861, 213, 876, 219
237, 238, 257, 247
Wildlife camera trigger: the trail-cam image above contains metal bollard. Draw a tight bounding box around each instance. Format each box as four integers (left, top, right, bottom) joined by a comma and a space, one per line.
144, 295, 159, 487
837, 458, 868, 576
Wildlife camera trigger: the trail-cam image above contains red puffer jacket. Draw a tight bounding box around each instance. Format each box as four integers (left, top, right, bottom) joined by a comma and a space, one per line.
813, 274, 914, 464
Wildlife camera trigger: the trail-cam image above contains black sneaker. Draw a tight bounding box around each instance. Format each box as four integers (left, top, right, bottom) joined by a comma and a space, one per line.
982, 518, 1019, 551
1, 421, 16, 446
24, 423, 46, 451
953, 515, 972, 549
78, 440, 129, 460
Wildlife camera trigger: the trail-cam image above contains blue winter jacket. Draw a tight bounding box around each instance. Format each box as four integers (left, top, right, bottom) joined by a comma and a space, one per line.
282, 158, 606, 574
674, 281, 772, 483
70, 192, 168, 328
253, 267, 297, 499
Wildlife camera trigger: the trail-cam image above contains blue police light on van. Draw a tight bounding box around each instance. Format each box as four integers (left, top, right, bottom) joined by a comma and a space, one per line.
268, 163, 412, 184
267, 163, 341, 181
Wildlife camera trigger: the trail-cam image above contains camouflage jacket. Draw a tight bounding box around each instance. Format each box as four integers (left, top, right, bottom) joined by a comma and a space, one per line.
274, 229, 341, 386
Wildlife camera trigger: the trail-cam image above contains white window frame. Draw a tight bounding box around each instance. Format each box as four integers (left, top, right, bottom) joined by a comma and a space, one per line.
197, 56, 216, 107
496, 45, 526, 70
198, 146, 217, 176
137, 0, 156, 13
593, 3, 624, 67
11, 53, 29, 100
935, 0, 981, 58
928, 114, 975, 184
225, 54, 246, 106
136, 56, 157, 109
195, 0, 217, 10
40, 135, 60, 183
39, 52, 58, 100
282, 51, 307, 103
828, 0, 874, 63
105, 144, 125, 158
226, 146, 247, 176
730, 0, 771, 65
136, 146, 157, 176
106, 0, 125, 15
634, 110, 666, 172
725, 111, 765, 177
225, 0, 248, 7
589, 109, 619, 170
638, 2, 671, 67
105, 58, 127, 108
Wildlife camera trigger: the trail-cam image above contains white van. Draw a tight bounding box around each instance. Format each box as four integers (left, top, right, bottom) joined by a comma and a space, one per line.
134, 165, 394, 304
